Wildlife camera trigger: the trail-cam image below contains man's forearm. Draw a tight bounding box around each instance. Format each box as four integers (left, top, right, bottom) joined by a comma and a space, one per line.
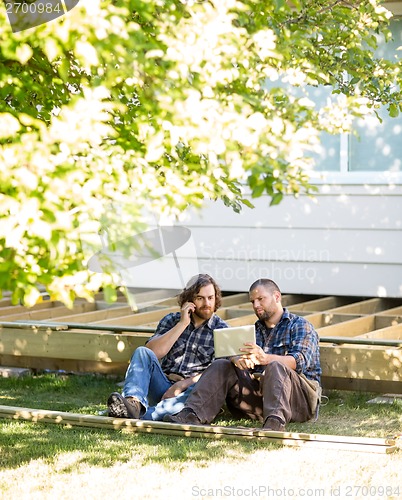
147, 320, 188, 359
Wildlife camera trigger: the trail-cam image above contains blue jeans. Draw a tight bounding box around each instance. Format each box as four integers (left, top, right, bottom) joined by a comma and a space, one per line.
122, 346, 194, 421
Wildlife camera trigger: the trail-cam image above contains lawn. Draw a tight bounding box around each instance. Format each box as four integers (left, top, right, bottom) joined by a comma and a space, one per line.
0, 373, 401, 499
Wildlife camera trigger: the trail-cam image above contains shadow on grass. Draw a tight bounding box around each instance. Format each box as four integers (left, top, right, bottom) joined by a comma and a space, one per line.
0, 375, 401, 471
0, 418, 284, 472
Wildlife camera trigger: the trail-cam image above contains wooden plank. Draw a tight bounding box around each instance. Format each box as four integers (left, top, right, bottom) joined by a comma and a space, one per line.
320, 345, 402, 382
374, 315, 402, 330
89, 307, 179, 326
355, 323, 402, 341
2, 302, 96, 322
377, 305, 402, 316
54, 305, 134, 324
323, 377, 402, 393
0, 405, 396, 453
326, 298, 402, 315
226, 314, 258, 327
221, 293, 250, 307
287, 296, 361, 313
0, 301, 64, 318
317, 316, 376, 337
0, 327, 147, 362
0, 355, 128, 375
218, 308, 254, 321
304, 313, 362, 329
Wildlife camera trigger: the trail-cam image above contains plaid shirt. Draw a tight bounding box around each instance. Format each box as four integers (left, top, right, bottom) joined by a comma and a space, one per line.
147, 312, 228, 378
255, 308, 321, 383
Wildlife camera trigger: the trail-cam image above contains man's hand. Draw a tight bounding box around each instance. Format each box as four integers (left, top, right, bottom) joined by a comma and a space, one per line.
179, 301, 195, 327
161, 380, 187, 400
231, 343, 268, 370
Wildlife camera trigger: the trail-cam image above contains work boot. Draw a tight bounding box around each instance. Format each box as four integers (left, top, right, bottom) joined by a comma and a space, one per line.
263, 416, 285, 432
164, 408, 202, 425
107, 392, 141, 419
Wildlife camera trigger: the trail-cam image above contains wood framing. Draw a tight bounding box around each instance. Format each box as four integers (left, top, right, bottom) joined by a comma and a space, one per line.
0, 405, 398, 453
1, 292, 402, 392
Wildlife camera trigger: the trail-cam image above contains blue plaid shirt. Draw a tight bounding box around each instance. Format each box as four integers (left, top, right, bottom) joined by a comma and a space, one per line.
255, 308, 321, 383
147, 312, 228, 378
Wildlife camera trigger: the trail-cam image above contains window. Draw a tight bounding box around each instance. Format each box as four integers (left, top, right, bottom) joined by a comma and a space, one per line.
313, 18, 402, 176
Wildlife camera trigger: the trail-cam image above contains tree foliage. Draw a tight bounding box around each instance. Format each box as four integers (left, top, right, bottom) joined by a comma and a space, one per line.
0, 0, 401, 305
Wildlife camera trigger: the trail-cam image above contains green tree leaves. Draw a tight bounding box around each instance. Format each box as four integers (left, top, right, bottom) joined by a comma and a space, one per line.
0, 0, 401, 305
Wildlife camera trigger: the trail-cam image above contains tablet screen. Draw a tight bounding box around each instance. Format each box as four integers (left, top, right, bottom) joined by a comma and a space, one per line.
213, 325, 256, 358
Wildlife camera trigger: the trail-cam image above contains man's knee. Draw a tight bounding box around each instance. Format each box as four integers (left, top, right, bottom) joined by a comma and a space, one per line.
130, 345, 155, 363
264, 360, 291, 380
211, 358, 235, 373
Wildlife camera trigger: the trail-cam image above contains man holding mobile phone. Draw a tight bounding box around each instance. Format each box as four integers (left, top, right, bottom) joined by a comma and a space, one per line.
166, 278, 321, 431
107, 274, 228, 421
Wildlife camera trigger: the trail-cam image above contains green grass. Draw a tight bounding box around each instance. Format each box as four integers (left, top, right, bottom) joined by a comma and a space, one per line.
0, 373, 401, 499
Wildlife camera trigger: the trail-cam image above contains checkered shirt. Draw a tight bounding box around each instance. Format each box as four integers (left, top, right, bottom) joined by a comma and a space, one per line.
255, 308, 321, 383
147, 312, 228, 378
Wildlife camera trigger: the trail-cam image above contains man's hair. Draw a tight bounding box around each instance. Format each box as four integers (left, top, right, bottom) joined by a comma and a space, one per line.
177, 274, 222, 311
249, 278, 281, 295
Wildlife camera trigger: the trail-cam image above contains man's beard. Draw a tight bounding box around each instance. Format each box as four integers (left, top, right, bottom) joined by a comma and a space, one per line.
256, 309, 272, 322
195, 306, 213, 320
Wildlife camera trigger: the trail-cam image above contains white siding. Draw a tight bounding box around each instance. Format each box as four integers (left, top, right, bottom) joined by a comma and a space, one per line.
177, 184, 402, 297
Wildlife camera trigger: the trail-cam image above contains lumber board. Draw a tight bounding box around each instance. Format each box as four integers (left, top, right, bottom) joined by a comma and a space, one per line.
320, 345, 402, 382
219, 308, 256, 321
378, 305, 402, 316
356, 323, 402, 341
0, 355, 128, 375
226, 314, 258, 327
317, 315, 376, 337
375, 315, 402, 329
1, 302, 96, 322
0, 405, 396, 453
0, 300, 62, 318
0, 327, 147, 362
322, 376, 402, 393
287, 296, 359, 313
327, 298, 402, 315
304, 313, 362, 329
90, 307, 179, 326
281, 294, 321, 306
54, 305, 134, 324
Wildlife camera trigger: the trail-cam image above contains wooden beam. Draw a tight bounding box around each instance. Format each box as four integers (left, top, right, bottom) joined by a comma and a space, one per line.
0, 355, 128, 375
320, 345, 402, 382
305, 313, 362, 329
0, 327, 147, 362
377, 305, 402, 316
317, 316, 376, 337
2, 302, 96, 322
322, 376, 402, 394
226, 314, 257, 327
355, 323, 402, 341
90, 307, 179, 326
54, 305, 134, 324
327, 298, 402, 315
288, 296, 358, 313
0, 405, 396, 453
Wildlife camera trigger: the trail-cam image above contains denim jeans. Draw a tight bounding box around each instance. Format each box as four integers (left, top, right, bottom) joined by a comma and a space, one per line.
122, 346, 194, 421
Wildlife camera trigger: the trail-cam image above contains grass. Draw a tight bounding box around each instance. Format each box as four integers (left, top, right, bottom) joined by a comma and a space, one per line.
0, 373, 401, 499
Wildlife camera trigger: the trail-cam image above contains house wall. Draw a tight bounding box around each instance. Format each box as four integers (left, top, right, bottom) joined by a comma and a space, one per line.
177, 183, 402, 297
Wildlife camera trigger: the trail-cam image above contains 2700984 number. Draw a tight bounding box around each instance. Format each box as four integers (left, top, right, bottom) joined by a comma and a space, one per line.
5, 2, 62, 14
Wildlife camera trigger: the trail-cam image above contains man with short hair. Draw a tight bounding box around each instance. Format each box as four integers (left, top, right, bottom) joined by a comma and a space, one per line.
107, 274, 228, 421
166, 278, 321, 431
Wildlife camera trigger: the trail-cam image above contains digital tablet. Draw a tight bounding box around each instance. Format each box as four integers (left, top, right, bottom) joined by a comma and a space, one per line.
213, 325, 256, 358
